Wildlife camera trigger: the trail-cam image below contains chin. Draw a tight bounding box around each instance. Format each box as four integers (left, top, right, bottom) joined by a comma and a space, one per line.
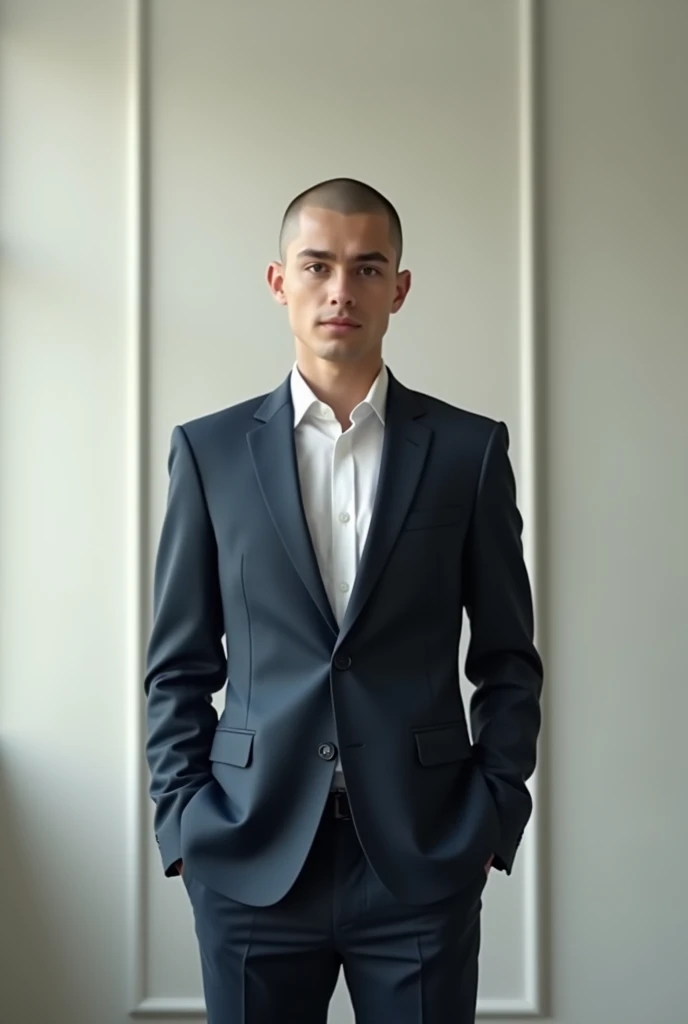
320, 345, 366, 364
303, 338, 362, 363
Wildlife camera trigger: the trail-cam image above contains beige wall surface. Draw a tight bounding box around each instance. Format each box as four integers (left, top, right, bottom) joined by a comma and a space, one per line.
0, 2, 686, 1023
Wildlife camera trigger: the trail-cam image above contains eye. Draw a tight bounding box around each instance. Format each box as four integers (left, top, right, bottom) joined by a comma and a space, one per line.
359, 266, 380, 277
305, 263, 327, 274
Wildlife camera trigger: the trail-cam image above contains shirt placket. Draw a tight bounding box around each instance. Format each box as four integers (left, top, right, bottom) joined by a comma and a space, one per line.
330, 425, 357, 626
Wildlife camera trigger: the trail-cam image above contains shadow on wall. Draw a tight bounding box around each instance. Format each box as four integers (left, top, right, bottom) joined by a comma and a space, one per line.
0, 747, 87, 1024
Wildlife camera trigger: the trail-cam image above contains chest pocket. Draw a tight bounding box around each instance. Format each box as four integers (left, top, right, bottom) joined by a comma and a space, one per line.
403, 504, 464, 532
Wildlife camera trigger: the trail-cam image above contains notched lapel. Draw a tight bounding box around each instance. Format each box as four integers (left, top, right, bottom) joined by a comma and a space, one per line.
247, 382, 338, 636
338, 378, 432, 643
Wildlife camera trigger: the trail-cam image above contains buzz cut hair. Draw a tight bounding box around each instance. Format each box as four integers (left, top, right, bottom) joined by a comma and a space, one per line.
279, 177, 403, 268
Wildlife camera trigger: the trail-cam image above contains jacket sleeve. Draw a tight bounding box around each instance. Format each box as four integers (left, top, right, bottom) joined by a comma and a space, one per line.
463, 420, 544, 873
144, 425, 227, 876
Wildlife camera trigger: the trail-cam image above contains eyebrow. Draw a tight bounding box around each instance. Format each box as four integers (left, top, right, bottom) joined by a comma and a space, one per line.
296, 248, 390, 265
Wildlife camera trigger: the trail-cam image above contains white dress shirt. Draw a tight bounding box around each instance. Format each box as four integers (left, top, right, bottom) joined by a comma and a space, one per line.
291, 362, 388, 786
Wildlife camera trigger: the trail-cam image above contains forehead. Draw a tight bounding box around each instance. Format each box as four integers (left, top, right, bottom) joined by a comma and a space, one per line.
287, 206, 394, 260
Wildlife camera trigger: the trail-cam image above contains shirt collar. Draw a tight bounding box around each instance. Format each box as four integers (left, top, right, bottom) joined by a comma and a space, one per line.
290, 362, 388, 428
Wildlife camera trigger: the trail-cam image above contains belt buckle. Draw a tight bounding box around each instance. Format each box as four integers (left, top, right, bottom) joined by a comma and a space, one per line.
333, 790, 350, 820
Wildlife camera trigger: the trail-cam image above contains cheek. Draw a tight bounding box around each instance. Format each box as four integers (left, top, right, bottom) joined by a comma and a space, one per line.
367, 291, 395, 319
285, 284, 318, 324
286, 277, 318, 302
290, 280, 323, 311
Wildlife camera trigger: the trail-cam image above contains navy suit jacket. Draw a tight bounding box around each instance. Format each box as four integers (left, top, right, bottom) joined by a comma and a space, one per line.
144, 368, 543, 907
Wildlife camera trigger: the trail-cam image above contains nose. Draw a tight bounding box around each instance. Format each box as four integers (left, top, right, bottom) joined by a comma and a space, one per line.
327, 270, 356, 308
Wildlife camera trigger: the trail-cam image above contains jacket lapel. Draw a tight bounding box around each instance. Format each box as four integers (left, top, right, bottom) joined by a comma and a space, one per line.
247, 377, 339, 636
247, 370, 433, 646
337, 373, 432, 645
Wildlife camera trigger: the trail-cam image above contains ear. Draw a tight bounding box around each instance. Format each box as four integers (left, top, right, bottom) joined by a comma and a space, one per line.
267, 262, 288, 306
391, 269, 412, 314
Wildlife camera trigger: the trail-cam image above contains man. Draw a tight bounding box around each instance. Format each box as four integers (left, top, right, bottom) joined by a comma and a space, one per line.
144, 177, 543, 1023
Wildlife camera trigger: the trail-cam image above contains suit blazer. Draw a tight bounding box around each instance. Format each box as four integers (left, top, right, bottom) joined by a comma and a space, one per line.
144, 368, 543, 907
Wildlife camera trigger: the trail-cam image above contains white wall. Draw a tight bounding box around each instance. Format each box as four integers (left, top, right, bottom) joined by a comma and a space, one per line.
543, 3, 688, 1020
0, 2, 686, 1023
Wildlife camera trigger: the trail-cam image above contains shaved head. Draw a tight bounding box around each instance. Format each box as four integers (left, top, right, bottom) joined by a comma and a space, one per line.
267, 179, 412, 374
279, 178, 403, 268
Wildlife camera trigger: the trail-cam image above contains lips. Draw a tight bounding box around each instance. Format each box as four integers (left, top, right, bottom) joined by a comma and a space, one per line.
320, 318, 360, 328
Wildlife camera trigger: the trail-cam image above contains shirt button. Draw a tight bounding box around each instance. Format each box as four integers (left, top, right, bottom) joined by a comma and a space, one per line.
339, 582, 350, 593
318, 743, 337, 761
339, 512, 350, 523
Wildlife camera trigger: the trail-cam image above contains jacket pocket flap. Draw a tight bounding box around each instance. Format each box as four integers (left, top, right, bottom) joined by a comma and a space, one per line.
210, 728, 254, 767
414, 723, 472, 766
404, 505, 464, 531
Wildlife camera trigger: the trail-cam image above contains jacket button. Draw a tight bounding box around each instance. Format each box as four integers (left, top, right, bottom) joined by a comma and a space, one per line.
318, 743, 337, 761
334, 652, 352, 670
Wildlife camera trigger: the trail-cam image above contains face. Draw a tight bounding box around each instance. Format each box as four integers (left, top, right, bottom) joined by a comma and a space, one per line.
267, 206, 411, 371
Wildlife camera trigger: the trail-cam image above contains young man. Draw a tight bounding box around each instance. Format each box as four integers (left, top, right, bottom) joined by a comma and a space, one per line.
144, 177, 543, 1023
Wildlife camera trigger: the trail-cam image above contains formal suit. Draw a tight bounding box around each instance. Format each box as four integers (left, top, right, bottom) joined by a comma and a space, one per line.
144, 363, 543, 1022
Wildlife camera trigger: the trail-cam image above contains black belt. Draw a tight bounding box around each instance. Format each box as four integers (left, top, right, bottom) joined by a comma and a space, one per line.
327, 790, 351, 820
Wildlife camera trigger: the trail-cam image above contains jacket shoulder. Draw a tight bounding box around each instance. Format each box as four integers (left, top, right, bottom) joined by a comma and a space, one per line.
177, 392, 269, 448
407, 386, 503, 440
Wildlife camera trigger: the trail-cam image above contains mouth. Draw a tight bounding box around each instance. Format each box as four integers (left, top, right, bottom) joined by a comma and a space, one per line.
319, 317, 361, 330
